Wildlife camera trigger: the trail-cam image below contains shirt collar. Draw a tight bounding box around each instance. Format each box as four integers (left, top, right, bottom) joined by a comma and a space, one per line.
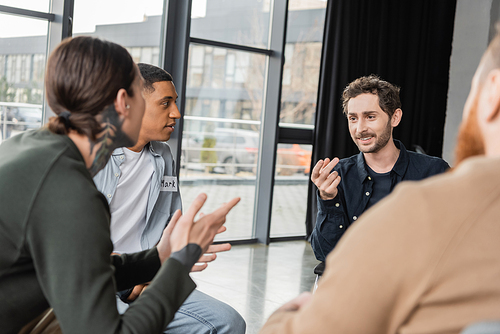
112, 147, 124, 156
356, 139, 409, 182
148, 142, 161, 157
356, 152, 369, 183
391, 140, 409, 177
111, 142, 159, 157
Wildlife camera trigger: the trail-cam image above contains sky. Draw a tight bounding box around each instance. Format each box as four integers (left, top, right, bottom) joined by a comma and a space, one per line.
0, 0, 206, 38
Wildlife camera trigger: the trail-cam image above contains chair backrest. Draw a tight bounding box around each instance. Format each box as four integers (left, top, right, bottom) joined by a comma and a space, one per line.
313, 262, 325, 276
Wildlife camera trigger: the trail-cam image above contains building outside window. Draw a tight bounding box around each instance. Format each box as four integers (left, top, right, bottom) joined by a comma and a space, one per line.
0, 11, 48, 142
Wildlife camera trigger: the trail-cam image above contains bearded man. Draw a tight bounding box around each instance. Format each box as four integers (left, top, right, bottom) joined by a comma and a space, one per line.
259, 32, 500, 334
310, 75, 449, 262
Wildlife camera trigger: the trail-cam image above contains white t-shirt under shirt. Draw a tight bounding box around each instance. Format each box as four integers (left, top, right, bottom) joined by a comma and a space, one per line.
109, 147, 154, 253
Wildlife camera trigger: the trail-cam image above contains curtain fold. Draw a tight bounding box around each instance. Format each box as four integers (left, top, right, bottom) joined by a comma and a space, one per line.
306, 0, 457, 238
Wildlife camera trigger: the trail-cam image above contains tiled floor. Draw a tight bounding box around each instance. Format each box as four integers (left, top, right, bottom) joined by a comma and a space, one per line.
191, 241, 319, 334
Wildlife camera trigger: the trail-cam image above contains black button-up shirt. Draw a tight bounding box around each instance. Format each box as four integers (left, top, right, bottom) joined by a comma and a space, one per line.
311, 140, 450, 262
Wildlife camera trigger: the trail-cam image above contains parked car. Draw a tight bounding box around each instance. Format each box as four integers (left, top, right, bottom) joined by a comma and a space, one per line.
182, 127, 312, 176
183, 128, 259, 174
0, 103, 42, 138
11, 106, 43, 131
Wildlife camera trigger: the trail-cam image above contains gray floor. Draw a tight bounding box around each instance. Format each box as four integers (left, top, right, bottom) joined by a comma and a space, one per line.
191, 241, 318, 334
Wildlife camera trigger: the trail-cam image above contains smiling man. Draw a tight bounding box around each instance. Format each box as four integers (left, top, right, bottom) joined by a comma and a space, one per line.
93, 63, 245, 334
310, 75, 449, 262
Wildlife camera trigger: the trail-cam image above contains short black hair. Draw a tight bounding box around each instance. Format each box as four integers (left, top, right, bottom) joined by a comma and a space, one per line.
137, 63, 173, 93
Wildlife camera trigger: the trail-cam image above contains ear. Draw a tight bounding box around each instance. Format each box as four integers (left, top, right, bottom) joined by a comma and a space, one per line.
391, 108, 403, 127
114, 88, 129, 119
484, 69, 500, 123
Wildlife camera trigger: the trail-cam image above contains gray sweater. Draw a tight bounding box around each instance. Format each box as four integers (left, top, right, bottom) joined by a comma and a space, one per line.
0, 129, 195, 334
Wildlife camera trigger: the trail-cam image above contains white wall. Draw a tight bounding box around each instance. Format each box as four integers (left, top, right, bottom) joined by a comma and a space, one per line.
442, 0, 495, 165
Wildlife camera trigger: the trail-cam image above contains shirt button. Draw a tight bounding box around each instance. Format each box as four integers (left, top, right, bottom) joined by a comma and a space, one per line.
115, 173, 119, 177
368, 176, 372, 180
107, 194, 112, 198
353, 216, 357, 221
339, 225, 343, 228
120, 156, 124, 160
335, 203, 340, 207
365, 192, 370, 196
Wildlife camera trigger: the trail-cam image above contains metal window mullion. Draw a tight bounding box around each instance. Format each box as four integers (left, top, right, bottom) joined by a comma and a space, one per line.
43, 0, 73, 125
253, 0, 289, 244
0, 5, 55, 21
161, 0, 192, 176
190, 37, 273, 56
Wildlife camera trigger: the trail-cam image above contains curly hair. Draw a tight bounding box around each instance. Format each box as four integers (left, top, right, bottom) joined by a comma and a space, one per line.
342, 75, 401, 118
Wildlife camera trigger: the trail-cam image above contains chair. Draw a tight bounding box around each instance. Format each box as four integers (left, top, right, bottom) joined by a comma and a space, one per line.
313, 262, 325, 293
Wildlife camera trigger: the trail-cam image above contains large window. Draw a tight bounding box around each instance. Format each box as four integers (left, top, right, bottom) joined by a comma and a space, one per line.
0, 11, 49, 143
179, 1, 272, 241
1, 0, 327, 243
270, 0, 327, 238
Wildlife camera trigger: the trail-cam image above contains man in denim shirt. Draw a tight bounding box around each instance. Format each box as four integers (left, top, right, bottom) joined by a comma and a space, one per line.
94, 63, 245, 334
310, 75, 449, 262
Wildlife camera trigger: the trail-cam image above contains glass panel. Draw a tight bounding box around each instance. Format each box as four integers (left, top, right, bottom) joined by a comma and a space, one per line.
0, 1, 50, 13
180, 44, 267, 241
279, 0, 327, 127
190, 0, 272, 49
0, 13, 47, 143
270, 144, 312, 237
73, 0, 164, 66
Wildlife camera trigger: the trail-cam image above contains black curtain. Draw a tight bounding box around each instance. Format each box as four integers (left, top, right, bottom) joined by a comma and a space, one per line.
306, 0, 457, 237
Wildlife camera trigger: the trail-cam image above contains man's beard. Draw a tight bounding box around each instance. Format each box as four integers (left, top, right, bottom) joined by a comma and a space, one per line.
355, 119, 392, 154
455, 96, 485, 165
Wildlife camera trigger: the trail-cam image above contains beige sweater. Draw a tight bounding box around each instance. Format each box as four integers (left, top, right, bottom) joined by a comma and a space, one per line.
261, 155, 500, 334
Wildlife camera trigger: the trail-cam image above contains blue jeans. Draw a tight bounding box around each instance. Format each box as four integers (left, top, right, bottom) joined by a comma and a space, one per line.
116, 289, 246, 334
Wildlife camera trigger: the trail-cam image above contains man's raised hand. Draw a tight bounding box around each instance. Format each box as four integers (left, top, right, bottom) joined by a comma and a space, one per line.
311, 158, 341, 200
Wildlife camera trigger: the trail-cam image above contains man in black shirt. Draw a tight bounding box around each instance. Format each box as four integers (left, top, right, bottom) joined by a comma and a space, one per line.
310, 75, 449, 262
